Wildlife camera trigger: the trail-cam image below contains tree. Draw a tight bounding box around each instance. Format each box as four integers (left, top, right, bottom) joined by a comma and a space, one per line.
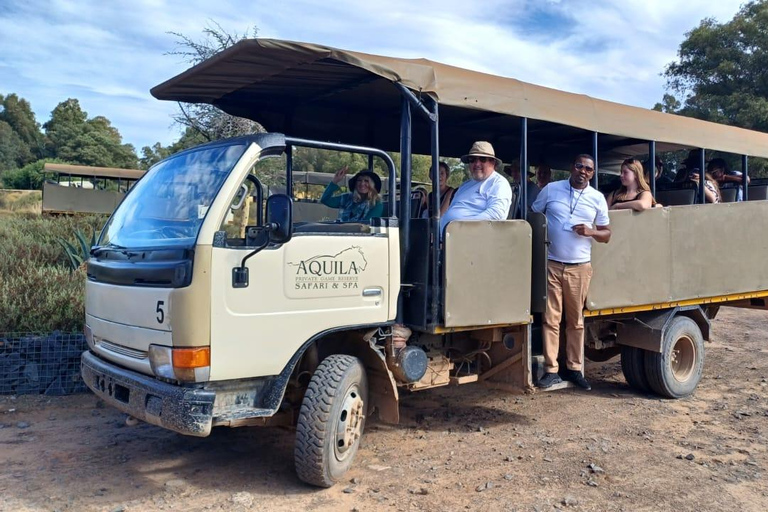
167, 23, 263, 141
139, 127, 208, 169
0, 121, 32, 171
660, 1, 768, 175
43, 99, 138, 168
662, 1, 768, 131
0, 93, 43, 167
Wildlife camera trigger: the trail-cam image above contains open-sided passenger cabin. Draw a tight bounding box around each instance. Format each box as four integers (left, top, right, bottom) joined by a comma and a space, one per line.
150, 38, 768, 395
42, 163, 145, 215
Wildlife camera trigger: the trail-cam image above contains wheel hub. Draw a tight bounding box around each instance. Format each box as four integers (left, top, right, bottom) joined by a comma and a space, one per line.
335, 386, 365, 461
671, 335, 696, 382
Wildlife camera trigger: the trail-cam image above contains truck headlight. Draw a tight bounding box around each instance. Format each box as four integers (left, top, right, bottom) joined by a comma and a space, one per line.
148, 345, 210, 382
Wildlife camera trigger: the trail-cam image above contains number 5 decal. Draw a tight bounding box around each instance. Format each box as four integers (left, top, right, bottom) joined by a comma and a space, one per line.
156, 301, 165, 324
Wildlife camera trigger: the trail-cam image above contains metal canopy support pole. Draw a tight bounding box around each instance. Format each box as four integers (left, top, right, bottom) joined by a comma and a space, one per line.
399, 96, 413, 263
520, 117, 529, 221
429, 98, 440, 327
649, 141, 657, 197
286, 144, 293, 198
699, 149, 706, 204
742, 155, 749, 201
591, 132, 599, 189
368, 154, 374, 173
394, 83, 437, 123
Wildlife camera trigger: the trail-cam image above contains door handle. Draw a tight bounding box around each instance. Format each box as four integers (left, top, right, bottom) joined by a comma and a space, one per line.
363, 288, 382, 297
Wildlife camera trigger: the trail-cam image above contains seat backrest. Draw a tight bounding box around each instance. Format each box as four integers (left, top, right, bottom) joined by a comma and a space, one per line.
748, 185, 768, 201
720, 187, 738, 203
410, 188, 427, 218
656, 188, 696, 206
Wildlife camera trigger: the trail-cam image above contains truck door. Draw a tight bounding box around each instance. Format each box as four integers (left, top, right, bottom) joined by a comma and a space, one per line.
199, 147, 394, 381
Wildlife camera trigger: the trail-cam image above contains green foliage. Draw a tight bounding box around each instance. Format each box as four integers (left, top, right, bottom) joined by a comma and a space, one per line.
0, 120, 33, 170
660, 0, 768, 176
0, 265, 87, 332
1, 159, 64, 189
57, 229, 97, 271
0, 94, 43, 169
0, 214, 106, 332
139, 127, 208, 169
43, 98, 138, 169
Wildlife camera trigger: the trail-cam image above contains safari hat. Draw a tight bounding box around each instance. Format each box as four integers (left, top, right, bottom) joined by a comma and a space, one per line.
460, 141, 502, 169
348, 170, 382, 193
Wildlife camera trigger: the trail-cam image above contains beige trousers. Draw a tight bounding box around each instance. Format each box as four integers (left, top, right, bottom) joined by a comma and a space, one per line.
542, 261, 593, 373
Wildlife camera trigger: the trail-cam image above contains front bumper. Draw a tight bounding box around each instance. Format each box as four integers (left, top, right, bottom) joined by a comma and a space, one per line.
81, 350, 215, 437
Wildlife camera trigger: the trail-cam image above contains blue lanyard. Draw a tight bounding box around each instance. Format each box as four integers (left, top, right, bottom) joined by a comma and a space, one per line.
569, 183, 585, 215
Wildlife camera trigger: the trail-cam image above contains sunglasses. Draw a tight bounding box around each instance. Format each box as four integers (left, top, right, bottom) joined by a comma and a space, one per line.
468, 156, 493, 164
574, 162, 595, 172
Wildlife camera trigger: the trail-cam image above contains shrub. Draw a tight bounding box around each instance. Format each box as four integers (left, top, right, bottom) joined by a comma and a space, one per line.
0, 214, 106, 275
0, 265, 86, 332
0, 214, 107, 331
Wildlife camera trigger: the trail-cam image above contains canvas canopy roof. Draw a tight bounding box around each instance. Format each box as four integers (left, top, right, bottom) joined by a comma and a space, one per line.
44, 163, 145, 180
152, 38, 768, 163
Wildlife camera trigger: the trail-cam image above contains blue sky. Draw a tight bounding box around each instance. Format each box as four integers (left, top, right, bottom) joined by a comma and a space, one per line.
0, 0, 745, 153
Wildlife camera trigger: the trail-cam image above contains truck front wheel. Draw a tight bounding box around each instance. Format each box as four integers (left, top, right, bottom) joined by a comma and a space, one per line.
294, 354, 368, 487
644, 316, 705, 398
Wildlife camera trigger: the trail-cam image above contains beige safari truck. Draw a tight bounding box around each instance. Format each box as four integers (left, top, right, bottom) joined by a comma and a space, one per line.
42, 163, 145, 215
81, 39, 768, 487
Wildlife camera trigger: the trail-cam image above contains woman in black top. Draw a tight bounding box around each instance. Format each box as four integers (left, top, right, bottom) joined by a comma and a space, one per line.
607, 158, 654, 211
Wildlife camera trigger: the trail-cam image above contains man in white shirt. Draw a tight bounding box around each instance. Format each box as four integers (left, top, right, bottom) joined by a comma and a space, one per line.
531, 154, 611, 390
440, 141, 512, 233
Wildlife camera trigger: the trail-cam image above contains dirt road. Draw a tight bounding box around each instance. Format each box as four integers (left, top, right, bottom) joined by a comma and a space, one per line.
1, 307, 767, 512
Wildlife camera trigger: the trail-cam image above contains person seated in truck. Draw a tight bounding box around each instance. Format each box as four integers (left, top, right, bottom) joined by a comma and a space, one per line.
439, 141, 512, 233
321, 166, 384, 222
504, 160, 539, 218
707, 158, 747, 201
422, 161, 456, 217
535, 163, 552, 189
607, 158, 655, 211
644, 156, 673, 187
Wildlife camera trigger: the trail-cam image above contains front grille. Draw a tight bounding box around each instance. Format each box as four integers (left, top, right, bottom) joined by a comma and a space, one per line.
97, 339, 147, 359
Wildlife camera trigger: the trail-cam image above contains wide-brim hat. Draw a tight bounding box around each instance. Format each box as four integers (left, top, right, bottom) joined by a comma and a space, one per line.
348, 170, 382, 193
460, 141, 502, 169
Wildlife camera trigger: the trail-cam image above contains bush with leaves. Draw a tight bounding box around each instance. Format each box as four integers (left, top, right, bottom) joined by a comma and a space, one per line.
0, 214, 106, 332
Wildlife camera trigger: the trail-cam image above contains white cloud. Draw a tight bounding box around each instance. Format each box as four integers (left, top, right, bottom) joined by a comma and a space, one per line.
0, 0, 745, 152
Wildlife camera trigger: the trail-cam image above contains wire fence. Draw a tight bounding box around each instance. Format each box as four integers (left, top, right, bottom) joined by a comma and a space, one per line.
0, 331, 88, 395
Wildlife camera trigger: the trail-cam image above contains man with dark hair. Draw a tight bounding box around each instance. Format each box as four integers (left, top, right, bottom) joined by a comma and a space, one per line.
532, 154, 611, 390
707, 158, 747, 201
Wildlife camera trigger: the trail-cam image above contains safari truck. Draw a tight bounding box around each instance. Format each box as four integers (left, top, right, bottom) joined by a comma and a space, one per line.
42, 163, 145, 215
81, 39, 768, 487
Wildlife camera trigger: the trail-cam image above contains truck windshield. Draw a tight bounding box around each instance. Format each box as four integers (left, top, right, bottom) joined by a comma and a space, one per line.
100, 142, 249, 248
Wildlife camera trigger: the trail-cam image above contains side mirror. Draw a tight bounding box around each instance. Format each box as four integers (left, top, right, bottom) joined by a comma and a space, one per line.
232, 194, 293, 289
266, 194, 293, 244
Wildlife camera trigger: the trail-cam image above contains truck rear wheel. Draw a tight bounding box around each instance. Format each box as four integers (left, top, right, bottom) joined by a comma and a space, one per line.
644, 316, 705, 398
620, 345, 651, 393
294, 354, 368, 487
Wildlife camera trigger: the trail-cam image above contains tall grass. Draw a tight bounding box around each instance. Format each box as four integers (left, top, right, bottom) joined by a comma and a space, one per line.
0, 214, 107, 332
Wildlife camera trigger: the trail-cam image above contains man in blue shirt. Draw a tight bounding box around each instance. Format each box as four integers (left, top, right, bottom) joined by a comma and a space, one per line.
440, 141, 512, 233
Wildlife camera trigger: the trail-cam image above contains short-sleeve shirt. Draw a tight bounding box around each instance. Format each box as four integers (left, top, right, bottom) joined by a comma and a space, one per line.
531, 180, 610, 264
722, 170, 744, 201
439, 172, 512, 232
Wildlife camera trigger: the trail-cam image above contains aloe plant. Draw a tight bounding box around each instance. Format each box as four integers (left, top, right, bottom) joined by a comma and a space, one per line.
57, 228, 96, 271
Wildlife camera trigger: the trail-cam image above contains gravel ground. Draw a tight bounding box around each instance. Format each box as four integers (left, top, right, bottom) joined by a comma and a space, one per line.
1, 307, 766, 512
